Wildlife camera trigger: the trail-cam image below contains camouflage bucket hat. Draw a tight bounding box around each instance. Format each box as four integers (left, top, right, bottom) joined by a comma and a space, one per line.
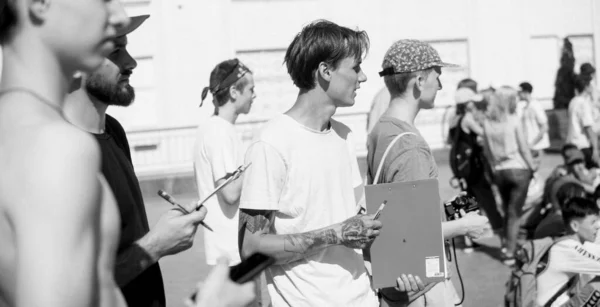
379, 39, 458, 76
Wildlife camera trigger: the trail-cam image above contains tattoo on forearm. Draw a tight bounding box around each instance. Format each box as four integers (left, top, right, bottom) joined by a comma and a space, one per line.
239, 209, 272, 234
283, 229, 339, 254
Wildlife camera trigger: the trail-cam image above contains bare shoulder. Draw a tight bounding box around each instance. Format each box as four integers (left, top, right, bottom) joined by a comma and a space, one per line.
5, 122, 102, 222
33, 123, 101, 165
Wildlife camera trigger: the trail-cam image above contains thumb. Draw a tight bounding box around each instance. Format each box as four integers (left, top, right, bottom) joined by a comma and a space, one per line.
185, 206, 208, 225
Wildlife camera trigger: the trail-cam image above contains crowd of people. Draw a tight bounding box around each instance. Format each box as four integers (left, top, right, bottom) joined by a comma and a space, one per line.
440, 62, 600, 305
2, 0, 600, 306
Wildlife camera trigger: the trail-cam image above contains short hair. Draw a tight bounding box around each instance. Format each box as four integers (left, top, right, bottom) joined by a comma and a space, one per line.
207, 59, 251, 114
457, 78, 478, 92
561, 143, 578, 157
562, 197, 599, 227
284, 20, 369, 90
556, 182, 586, 210
519, 82, 533, 94
384, 68, 433, 98
575, 74, 592, 93
0, 1, 18, 45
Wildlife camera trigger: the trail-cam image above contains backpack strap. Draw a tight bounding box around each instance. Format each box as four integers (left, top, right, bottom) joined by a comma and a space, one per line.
536, 237, 572, 276
543, 274, 579, 307
452, 115, 464, 146
373, 132, 416, 185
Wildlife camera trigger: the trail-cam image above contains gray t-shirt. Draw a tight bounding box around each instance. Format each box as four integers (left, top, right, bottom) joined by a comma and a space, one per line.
366, 116, 445, 304
367, 116, 438, 184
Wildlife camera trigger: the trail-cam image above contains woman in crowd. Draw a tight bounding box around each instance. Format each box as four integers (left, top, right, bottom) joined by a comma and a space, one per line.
448, 87, 503, 248
482, 86, 537, 265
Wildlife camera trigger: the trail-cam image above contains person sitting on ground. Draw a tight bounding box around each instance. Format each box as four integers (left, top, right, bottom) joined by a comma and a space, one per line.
536, 197, 600, 307
534, 182, 587, 239
545, 145, 600, 209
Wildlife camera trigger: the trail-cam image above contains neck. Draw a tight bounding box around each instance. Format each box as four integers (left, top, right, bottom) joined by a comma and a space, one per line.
565, 233, 583, 244
216, 104, 239, 124
64, 89, 108, 134
386, 95, 420, 125
286, 89, 337, 131
1, 34, 73, 110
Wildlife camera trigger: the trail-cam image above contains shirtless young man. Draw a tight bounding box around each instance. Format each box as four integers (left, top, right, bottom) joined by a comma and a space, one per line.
0, 1, 129, 306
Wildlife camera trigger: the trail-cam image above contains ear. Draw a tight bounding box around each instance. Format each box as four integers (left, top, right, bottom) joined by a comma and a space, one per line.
415, 73, 427, 91
570, 220, 580, 233
229, 86, 239, 101
317, 62, 332, 82
29, 0, 51, 23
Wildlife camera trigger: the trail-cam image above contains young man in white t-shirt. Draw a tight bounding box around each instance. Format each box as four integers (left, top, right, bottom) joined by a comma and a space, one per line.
194, 58, 255, 266
567, 76, 599, 168
518, 82, 549, 163
537, 197, 600, 307
238, 20, 383, 307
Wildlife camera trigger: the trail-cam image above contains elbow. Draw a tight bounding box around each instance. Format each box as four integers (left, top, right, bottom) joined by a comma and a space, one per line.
226, 192, 241, 206
220, 190, 241, 206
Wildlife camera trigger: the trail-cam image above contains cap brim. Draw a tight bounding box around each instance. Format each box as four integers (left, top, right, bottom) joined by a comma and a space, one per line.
437, 61, 460, 68
116, 15, 149, 37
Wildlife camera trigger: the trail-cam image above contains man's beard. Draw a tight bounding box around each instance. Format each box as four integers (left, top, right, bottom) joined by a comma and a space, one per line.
86, 73, 135, 107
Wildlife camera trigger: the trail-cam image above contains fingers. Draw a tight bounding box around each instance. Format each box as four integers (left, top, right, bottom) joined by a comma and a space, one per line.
184, 201, 197, 212
363, 214, 383, 230
458, 208, 467, 217
407, 274, 418, 291
415, 275, 425, 291
187, 206, 208, 225
395, 276, 406, 292
395, 274, 416, 292
371, 219, 383, 230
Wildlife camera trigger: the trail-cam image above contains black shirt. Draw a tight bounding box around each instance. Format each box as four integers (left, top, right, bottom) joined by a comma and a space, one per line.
96, 115, 166, 307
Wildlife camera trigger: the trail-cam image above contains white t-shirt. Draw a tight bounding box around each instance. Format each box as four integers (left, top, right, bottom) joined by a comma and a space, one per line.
239, 115, 378, 307
537, 239, 600, 306
519, 100, 550, 151
567, 96, 595, 149
193, 116, 243, 266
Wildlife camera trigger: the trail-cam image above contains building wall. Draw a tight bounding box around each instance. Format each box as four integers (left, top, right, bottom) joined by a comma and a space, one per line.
117, 0, 597, 128
1, 0, 597, 176
112, 0, 599, 176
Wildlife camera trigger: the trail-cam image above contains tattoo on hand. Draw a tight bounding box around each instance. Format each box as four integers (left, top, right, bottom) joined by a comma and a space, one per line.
283, 229, 339, 254
239, 209, 272, 234
341, 217, 369, 248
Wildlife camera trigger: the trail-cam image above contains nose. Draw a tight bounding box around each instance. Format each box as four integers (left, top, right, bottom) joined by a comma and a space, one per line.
108, 0, 130, 31
358, 69, 367, 83
437, 78, 443, 90
124, 50, 138, 71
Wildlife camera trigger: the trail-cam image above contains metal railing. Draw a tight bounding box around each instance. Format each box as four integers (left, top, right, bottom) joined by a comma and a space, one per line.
126, 108, 454, 179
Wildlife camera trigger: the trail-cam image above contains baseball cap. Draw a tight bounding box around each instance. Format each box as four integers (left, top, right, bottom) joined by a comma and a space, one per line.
379, 39, 458, 76
116, 15, 149, 37
454, 87, 483, 104
564, 147, 585, 165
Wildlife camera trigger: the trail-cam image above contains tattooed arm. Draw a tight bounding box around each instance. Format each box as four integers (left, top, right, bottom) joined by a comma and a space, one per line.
238, 209, 382, 265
